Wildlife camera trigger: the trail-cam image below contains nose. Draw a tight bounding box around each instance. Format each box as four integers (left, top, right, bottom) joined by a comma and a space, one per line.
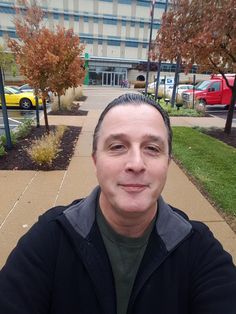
125, 148, 146, 173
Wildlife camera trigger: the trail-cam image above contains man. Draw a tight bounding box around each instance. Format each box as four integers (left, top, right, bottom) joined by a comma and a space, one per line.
0, 93, 235, 313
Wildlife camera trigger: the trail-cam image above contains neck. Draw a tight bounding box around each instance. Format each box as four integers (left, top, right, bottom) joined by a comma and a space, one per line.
99, 197, 157, 238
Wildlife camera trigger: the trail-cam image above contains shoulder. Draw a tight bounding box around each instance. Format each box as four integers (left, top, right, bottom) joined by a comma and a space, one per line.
38, 198, 83, 224
169, 205, 232, 257
170, 205, 213, 234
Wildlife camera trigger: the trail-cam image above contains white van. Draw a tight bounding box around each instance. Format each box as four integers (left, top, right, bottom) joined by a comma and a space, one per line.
148, 76, 174, 89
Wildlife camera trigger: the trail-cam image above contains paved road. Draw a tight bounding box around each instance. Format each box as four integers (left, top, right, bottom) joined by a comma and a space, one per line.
206, 105, 236, 126
82, 86, 137, 110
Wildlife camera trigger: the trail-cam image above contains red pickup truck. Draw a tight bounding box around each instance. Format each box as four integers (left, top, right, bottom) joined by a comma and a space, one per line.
182, 74, 236, 108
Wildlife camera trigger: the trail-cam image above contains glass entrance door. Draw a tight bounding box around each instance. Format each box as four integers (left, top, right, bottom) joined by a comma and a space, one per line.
102, 72, 126, 86
102, 72, 113, 86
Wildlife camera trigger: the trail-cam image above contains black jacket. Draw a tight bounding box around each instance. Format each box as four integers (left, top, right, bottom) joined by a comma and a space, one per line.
0, 186, 236, 314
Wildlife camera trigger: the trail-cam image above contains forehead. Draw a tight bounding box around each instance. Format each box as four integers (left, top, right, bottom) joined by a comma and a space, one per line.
98, 103, 168, 140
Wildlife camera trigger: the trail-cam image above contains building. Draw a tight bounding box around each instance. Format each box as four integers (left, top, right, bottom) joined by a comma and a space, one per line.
0, 0, 202, 86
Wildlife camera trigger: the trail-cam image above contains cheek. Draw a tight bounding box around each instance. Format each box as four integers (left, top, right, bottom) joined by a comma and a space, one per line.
150, 161, 169, 179
95, 157, 116, 177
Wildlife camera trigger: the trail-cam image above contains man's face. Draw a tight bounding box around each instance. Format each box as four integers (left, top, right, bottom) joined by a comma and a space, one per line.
93, 104, 170, 220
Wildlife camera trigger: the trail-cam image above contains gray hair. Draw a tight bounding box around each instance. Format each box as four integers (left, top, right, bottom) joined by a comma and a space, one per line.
92, 93, 172, 156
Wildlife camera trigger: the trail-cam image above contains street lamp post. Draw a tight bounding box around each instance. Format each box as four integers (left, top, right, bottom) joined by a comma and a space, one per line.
0, 67, 12, 149
154, 0, 169, 101
145, 0, 156, 96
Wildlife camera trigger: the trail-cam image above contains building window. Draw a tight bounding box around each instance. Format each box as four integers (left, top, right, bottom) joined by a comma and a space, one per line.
0, 7, 15, 14
103, 18, 117, 25
125, 41, 138, 47
153, 24, 160, 29
64, 14, 69, 20
137, 1, 150, 7
118, 0, 132, 4
53, 12, 60, 19
108, 40, 121, 46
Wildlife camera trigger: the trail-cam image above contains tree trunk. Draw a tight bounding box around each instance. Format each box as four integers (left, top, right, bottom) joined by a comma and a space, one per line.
58, 95, 61, 111
171, 55, 181, 107
224, 75, 236, 134
42, 97, 49, 134
35, 95, 40, 127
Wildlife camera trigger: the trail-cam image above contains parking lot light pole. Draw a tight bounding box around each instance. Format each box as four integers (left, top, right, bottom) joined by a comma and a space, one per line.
145, 0, 156, 96
154, 0, 169, 101
0, 67, 12, 149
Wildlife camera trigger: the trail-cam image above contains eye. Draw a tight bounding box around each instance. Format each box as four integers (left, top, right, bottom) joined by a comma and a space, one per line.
145, 145, 160, 155
108, 143, 126, 153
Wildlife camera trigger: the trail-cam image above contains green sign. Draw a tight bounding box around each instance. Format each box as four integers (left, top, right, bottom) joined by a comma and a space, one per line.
83, 53, 89, 85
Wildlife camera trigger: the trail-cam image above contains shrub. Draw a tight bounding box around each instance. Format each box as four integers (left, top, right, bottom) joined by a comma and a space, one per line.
134, 81, 146, 88
74, 86, 84, 101
51, 86, 86, 111
51, 88, 75, 111
27, 125, 67, 166
0, 142, 6, 156
0, 131, 18, 146
16, 119, 34, 139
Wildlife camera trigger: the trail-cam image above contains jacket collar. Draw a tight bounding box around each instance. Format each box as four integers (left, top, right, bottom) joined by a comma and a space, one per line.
64, 186, 192, 252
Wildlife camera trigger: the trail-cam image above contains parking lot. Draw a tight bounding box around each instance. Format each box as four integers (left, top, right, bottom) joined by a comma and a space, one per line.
0, 108, 44, 136
206, 105, 236, 126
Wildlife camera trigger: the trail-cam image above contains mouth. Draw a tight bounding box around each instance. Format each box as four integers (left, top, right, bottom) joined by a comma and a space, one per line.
119, 184, 148, 193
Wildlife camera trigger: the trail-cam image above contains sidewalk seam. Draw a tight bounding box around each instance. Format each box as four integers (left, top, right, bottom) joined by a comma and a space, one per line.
0, 172, 38, 230
53, 170, 68, 207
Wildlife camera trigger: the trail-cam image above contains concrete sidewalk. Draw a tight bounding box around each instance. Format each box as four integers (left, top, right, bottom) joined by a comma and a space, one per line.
0, 87, 235, 268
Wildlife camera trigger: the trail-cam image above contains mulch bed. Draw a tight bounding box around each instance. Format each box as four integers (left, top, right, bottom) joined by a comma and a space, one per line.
0, 125, 81, 171
203, 127, 236, 148
48, 102, 88, 116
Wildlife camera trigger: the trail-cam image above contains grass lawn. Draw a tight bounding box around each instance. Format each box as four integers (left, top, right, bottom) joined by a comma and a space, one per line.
172, 127, 236, 216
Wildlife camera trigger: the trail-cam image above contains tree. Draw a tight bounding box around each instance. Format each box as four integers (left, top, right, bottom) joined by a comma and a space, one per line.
8, 0, 85, 132
45, 27, 85, 110
154, 0, 236, 133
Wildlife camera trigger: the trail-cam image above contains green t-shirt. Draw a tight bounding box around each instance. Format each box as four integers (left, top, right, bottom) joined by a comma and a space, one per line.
96, 206, 155, 314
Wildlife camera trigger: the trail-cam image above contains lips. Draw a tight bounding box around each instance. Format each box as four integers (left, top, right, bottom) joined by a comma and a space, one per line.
119, 184, 148, 192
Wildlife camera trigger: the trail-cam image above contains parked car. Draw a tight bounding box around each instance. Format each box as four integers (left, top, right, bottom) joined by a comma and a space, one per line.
19, 84, 52, 103
7, 86, 22, 93
18, 84, 34, 93
166, 84, 194, 98
0, 86, 43, 109
182, 74, 236, 107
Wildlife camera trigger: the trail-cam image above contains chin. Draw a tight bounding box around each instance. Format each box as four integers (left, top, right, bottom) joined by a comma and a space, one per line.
117, 201, 152, 215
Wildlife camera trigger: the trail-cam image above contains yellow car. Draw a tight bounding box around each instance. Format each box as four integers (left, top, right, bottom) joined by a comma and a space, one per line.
0, 86, 43, 110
